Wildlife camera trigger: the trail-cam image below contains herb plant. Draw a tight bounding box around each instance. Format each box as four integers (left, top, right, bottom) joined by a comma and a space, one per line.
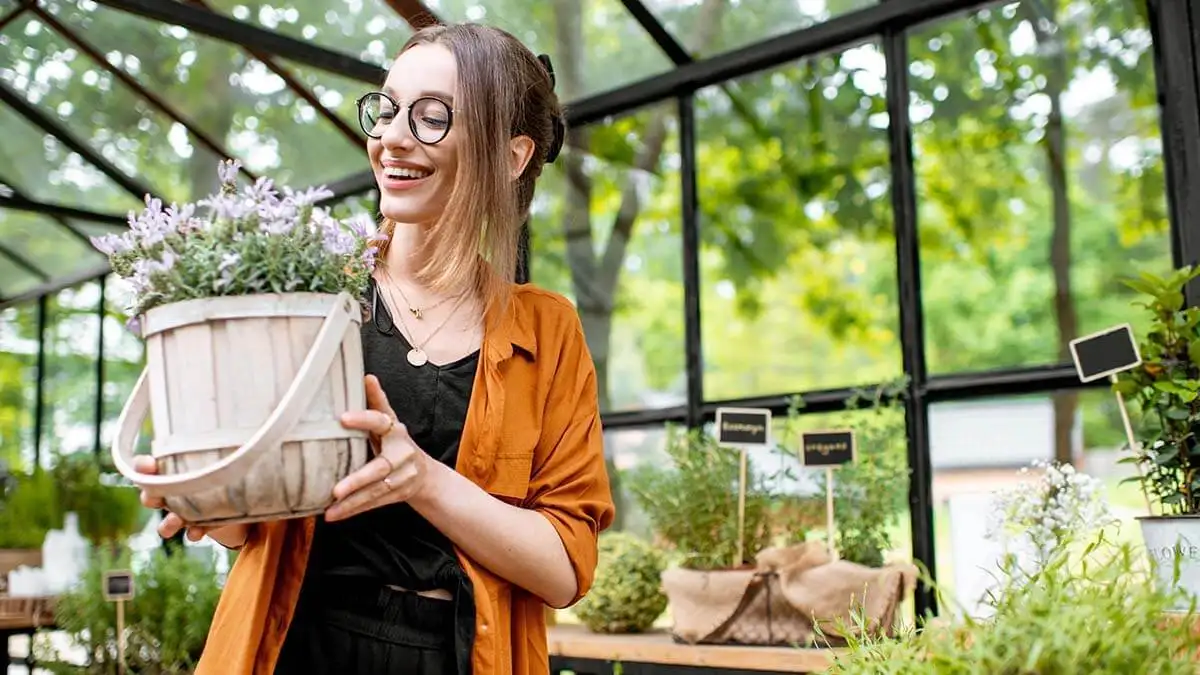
90, 159, 386, 322
1112, 265, 1200, 515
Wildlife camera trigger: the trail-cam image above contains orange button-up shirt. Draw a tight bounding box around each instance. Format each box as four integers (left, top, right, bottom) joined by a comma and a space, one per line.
195, 285, 616, 675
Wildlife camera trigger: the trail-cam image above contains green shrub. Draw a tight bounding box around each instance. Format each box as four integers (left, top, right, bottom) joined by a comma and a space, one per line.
575, 532, 668, 633
35, 546, 224, 674
826, 535, 1200, 674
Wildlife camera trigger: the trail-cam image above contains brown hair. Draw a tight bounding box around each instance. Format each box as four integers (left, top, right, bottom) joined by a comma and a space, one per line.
376, 23, 563, 322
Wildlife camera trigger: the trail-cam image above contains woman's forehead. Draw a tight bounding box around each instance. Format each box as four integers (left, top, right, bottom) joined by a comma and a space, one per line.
385, 44, 458, 100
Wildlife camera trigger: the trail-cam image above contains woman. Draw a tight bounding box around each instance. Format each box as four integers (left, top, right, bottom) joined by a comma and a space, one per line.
133, 22, 615, 675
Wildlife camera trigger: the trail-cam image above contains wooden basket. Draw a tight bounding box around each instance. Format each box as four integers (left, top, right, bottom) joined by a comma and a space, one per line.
111, 292, 371, 528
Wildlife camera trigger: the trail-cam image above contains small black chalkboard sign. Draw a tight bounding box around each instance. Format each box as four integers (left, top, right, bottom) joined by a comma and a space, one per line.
1068, 323, 1141, 383
715, 407, 772, 446
801, 429, 856, 467
103, 570, 135, 602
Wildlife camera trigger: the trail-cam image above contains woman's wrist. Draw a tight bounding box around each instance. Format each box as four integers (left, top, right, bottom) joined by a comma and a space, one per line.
207, 523, 251, 550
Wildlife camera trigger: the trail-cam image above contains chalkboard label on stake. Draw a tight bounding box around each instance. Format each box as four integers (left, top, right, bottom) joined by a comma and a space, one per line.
1068, 323, 1141, 383
715, 407, 772, 446
801, 429, 857, 467
104, 570, 135, 602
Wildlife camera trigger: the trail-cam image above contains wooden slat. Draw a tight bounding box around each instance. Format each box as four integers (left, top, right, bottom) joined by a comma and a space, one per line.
546, 624, 840, 673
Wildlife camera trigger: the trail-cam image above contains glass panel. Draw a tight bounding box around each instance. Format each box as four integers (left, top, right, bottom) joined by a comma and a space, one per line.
100, 275, 143, 451
1, 11, 226, 204
0, 256, 42, 298
931, 389, 1146, 618
73, 221, 127, 240
49, 2, 370, 191
0, 302, 40, 471
0, 210, 105, 279
425, 0, 674, 99
643, 0, 877, 59
0, 101, 142, 214
697, 40, 899, 401
192, 0, 411, 68
39, 281, 102, 465
912, 1, 1170, 375
529, 101, 685, 413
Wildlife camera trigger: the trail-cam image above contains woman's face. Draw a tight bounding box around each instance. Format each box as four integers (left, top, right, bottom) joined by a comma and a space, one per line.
367, 43, 461, 225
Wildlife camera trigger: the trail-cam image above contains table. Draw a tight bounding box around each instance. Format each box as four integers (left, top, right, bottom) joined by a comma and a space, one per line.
547, 624, 838, 675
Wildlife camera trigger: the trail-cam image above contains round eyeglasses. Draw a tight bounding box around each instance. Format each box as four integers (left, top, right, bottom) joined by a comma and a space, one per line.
356, 92, 455, 145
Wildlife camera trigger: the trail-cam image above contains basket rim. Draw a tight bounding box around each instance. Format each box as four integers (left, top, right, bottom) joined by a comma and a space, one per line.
141, 292, 361, 338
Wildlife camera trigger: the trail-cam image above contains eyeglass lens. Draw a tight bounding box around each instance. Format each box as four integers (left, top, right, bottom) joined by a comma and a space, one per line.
358, 93, 452, 144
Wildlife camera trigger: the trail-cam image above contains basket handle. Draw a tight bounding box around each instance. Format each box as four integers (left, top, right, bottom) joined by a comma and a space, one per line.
110, 292, 361, 499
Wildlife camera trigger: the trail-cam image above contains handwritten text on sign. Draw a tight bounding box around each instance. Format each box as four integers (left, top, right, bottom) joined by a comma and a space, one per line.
715, 408, 772, 446
801, 430, 856, 467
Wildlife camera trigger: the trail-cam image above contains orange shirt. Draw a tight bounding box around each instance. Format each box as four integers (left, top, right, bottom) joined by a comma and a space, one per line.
195, 284, 616, 675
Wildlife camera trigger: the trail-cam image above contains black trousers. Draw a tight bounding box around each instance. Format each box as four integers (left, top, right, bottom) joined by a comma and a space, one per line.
274, 577, 457, 675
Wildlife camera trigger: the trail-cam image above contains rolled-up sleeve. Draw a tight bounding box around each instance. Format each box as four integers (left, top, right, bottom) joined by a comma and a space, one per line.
523, 318, 616, 607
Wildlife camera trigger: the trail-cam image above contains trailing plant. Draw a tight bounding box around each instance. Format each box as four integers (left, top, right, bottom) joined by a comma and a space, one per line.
34, 546, 223, 674
1112, 265, 1200, 515
0, 468, 61, 549
626, 425, 781, 570
782, 379, 910, 567
90, 159, 386, 322
574, 532, 668, 633
53, 452, 146, 549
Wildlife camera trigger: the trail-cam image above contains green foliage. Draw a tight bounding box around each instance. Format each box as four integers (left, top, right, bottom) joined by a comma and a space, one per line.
54, 452, 146, 548
1112, 265, 1200, 515
36, 547, 224, 674
93, 160, 383, 319
0, 468, 62, 549
826, 534, 1200, 675
574, 532, 668, 634
626, 426, 779, 570
790, 381, 911, 568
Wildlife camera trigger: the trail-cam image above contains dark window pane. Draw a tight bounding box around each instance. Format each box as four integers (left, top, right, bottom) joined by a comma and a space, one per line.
101, 275, 144, 452
0, 254, 43, 299
0, 302, 40, 470
911, 1, 1170, 375
697, 40, 900, 401
0, 210, 105, 282
530, 101, 685, 413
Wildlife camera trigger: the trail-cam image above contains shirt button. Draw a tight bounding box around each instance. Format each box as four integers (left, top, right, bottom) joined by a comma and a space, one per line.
480, 624, 489, 633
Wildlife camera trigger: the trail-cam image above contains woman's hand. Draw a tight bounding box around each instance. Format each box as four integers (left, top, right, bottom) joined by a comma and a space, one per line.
326, 374, 433, 522
133, 456, 249, 549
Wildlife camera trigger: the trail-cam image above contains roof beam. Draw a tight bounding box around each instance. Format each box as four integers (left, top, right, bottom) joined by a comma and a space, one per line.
0, 260, 109, 310
0, 80, 159, 201
617, 0, 692, 65
30, 4, 258, 183
567, 0, 994, 126
91, 0, 385, 84
381, 0, 441, 30
0, 0, 31, 33
0, 242, 50, 282
0, 194, 126, 226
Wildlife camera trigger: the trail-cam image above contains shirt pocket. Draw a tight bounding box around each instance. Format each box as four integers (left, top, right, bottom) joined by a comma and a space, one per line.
484, 452, 533, 504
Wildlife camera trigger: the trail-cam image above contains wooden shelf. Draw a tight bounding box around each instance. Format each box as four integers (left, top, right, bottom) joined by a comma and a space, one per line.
547, 624, 840, 673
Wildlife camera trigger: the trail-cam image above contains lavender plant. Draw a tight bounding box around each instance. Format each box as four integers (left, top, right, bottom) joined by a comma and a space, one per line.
90, 159, 386, 323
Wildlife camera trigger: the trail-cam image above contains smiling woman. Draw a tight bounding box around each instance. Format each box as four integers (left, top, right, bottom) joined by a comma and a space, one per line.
130, 22, 612, 675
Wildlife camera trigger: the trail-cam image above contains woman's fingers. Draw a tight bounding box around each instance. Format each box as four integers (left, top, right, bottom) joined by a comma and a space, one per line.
157, 511, 186, 539
132, 456, 167, 509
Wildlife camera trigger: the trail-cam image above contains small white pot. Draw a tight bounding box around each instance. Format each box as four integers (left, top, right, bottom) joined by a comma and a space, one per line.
1138, 515, 1200, 612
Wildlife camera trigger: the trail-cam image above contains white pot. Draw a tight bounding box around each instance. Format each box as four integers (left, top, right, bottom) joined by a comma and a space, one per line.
1138, 515, 1200, 612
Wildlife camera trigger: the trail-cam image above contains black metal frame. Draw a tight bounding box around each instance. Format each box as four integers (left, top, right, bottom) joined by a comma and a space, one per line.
2, 0, 1200, 629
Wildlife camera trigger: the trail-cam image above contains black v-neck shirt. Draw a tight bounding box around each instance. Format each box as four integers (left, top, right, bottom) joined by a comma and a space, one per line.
293, 279, 480, 674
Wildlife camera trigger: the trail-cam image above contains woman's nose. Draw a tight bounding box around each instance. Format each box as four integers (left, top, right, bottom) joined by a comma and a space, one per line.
381, 113, 415, 151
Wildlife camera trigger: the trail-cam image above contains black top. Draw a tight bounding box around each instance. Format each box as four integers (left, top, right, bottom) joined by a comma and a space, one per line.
303, 279, 479, 674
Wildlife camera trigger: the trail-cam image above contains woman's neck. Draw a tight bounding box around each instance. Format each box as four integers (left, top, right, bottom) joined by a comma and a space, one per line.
381, 220, 428, 283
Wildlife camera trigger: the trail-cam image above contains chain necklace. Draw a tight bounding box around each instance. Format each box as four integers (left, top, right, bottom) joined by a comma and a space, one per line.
382, 265, 460, 320
379, 278, 470, 367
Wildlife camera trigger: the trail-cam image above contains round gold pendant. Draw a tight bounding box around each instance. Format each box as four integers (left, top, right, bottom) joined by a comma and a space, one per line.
407, 348, 428, 367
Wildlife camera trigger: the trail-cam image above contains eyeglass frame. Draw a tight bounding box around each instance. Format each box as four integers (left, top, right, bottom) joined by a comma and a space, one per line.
355, 91, 457, 145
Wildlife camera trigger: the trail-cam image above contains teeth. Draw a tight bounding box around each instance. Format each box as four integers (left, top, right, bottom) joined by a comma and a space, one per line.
384, 166, 431, 179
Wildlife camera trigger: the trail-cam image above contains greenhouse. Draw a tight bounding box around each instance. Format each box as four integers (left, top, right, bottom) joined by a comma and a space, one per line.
3, 0, 1200, 672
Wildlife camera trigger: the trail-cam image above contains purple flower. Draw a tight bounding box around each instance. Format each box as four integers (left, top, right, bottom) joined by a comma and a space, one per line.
90, 232, 132, 256
217, 159, 242, 185
282, 185, 335, 207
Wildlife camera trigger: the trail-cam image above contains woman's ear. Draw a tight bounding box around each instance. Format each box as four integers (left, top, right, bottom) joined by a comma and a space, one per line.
508, 135, 537, 180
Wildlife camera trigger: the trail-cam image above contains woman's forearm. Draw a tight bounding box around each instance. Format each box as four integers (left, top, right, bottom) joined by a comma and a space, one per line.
409, 460, 578, 608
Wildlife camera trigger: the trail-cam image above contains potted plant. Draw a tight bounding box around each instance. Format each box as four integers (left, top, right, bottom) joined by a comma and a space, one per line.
573, 531, 669, 634
1111, 265, 1200, 610
90, 159, 384, 529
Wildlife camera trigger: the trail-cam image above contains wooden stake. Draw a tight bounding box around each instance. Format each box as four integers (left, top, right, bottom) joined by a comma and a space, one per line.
826, 466, 837, 560
117, 598, 126, 675
1111, 373, 1154, 516
736, 448, 747, 567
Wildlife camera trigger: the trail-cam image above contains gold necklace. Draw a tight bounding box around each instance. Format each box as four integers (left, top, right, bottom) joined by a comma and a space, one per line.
382, 266, 459, 320
379, 280, 470, 367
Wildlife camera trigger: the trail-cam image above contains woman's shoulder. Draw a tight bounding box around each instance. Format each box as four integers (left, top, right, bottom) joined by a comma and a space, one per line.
509, 283, 583, 332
